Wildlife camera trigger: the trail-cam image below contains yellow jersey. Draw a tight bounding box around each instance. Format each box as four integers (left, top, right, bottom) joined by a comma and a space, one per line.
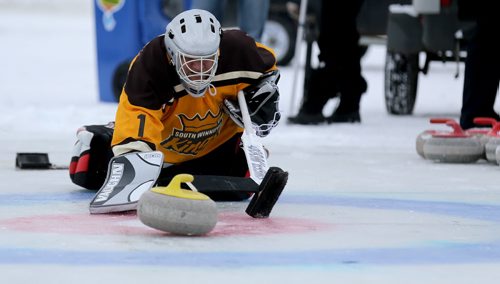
111, 30, 278, 164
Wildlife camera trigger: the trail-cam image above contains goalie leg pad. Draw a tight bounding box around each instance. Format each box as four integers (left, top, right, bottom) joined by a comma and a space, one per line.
69, 123, 114, 190
89, 151, 163, 214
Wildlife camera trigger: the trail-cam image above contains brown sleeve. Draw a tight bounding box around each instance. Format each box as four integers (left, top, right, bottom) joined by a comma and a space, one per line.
124, 36, 181, 110
216, 30, 278, 82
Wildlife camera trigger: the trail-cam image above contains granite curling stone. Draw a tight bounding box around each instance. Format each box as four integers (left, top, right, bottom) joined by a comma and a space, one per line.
419, 118, 483, 163
423, 136, 483, 163
485, 137, 500, 164
416, 130, 436, 158
137, 174, 217, 236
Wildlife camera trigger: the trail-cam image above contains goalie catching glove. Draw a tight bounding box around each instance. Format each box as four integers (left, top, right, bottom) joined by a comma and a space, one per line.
223, 70, 281, 137
69, 122, 115, 190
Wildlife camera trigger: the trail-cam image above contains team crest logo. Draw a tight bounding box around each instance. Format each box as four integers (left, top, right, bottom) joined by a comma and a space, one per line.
160, 111, 223, 156
96, 0, 125, 31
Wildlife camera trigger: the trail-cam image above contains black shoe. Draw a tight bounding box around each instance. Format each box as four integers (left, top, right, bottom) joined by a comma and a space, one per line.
460, 113, 500, 130
328, 111, 361, 123
287, 113, 326, 125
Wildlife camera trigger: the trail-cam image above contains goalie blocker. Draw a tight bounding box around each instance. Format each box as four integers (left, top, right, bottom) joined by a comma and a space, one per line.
89, 151, 288, 218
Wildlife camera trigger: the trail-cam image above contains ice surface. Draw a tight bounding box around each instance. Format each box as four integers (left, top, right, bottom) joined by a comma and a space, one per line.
1, 1, 500, 283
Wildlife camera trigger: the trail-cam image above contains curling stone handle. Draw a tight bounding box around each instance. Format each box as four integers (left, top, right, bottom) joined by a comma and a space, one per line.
430, 118, 465, 135
152, 174, 193, 195
473, 117, 497, 127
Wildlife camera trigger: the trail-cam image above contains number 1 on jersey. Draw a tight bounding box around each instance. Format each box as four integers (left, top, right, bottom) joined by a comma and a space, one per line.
137, 114, 146, 137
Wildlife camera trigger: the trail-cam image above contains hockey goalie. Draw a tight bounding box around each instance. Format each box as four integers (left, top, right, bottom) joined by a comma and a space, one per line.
69, 9, 287, 218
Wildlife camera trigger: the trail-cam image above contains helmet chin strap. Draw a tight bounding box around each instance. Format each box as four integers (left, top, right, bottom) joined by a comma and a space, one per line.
208, 83, 217, 96
185, 83, 217, 98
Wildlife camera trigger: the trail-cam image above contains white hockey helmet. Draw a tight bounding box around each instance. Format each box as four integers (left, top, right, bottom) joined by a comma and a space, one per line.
164, 9, 221, 97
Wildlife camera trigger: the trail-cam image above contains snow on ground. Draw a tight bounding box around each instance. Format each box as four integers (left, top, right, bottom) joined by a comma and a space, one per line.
1, 2, 500, 284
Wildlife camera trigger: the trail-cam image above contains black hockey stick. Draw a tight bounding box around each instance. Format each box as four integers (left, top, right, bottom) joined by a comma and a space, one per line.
191, 169, 288, 218
190, 175, 259, 192
237, 91, 288, 218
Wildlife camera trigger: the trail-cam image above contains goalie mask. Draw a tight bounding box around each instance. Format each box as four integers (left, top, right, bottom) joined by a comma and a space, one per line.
164, 9, 221, 97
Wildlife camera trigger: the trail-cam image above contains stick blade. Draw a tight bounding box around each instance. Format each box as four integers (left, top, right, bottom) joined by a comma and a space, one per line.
89, 151, 163, 214
245, 167, 288, 218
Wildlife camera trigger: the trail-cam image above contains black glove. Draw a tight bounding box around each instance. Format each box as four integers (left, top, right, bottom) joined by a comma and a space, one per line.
223, 70, 281, 137
69, 122, 115, 190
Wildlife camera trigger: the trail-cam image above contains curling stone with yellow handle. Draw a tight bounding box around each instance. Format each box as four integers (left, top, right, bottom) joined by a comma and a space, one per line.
137, 174, 217, 236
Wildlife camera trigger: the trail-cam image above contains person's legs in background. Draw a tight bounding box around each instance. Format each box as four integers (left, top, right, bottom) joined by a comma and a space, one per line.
287, 68, 337, 124
460, 14, 500, 129
190, 0, 226, 22
237, 0, 270, 42
322, 0, 366, 123
288, 0, 366, 125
